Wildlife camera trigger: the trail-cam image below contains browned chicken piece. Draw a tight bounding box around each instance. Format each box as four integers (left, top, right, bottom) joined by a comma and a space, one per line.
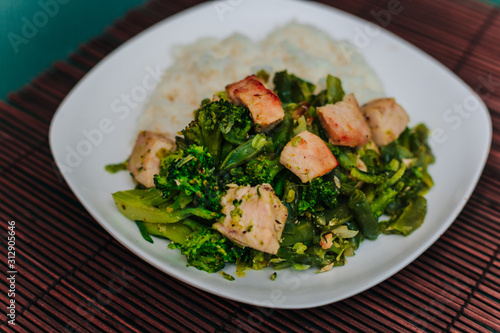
213, 184, 288, 254
226, 75, 284, 132
317, 94, 372, 147
279, 131, 338, 183
127, 131, 174, 188
225, 75, 261, 102
360, 98, 410, 146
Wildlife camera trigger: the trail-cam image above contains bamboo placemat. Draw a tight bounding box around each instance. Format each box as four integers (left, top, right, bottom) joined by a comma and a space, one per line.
1, 0, 499, 332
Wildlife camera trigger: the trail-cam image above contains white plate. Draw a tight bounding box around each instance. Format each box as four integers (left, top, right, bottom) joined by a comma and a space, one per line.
49, 0, 492, 309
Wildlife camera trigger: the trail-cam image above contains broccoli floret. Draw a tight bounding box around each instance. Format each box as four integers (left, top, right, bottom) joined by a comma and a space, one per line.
298, 177, 339, 213
226, 167, 251, 187
179, 100, 253, 165
226, 154, 283, 186
169, 227, 246, 273
246, 154, 283, 184
154, 145, 222, 214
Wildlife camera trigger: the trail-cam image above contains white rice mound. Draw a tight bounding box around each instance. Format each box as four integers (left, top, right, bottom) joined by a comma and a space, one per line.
138, 22, 385, 136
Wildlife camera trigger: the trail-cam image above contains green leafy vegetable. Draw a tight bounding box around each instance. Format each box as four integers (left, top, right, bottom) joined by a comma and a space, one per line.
273, 70, 316, 104
348, 189, 380, 240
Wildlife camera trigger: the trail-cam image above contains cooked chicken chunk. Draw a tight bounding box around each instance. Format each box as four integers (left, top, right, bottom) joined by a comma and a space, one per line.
213, 184, 288, 254
226, 75, 284, 131
360, 98, 410, 146
280, 131, 338, 183
128, 131, 174, 188
225, 75, 261, 102
317, 94, 372, 147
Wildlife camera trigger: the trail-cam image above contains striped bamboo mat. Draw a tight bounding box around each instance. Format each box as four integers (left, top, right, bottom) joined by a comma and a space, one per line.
1, 0, 500, 332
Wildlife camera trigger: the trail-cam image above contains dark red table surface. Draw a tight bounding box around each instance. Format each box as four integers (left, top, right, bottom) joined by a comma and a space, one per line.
1, 0, 500, 332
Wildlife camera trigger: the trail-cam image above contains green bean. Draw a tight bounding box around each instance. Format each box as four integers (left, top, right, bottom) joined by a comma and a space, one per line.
272, 110, 294, 153
220, 134, 269, 170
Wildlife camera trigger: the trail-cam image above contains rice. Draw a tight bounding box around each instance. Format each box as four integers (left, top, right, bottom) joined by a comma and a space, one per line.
137, 22, 385, 136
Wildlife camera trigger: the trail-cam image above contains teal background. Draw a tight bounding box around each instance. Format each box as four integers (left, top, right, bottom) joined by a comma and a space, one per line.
0, 0, 145, 100
1, 0, 497, 101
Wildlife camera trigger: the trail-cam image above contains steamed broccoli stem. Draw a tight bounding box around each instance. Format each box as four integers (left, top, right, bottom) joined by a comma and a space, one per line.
348, 189, 380, 240
387, 196, 427, 236
203, 129, 223, 166
370, 186, 399, 218
221, 134, 269, 171
385, 163, 406, 187
170, 190, 193, 210
143, 221, 195, 244
112, 189, 214, 223
361, 150, 381, 170
350, 168, 385, 184
116, 188, 169, 206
